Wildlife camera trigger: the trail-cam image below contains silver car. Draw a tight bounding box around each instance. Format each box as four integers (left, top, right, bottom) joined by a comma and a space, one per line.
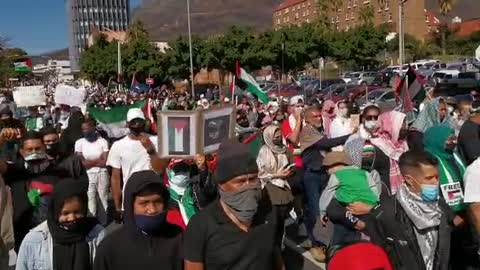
356, 89, 400, 112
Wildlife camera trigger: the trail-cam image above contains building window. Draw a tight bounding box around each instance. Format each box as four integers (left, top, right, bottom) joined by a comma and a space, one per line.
426, 15, 429, 23
302, 11, 305, 17
307, 1, 311, 6
389, 13, 393, 22
353, 0, 357, 6
277, 18, 281, 24
297, 5, 300, 10
363, 0, 370, 3
306, 9, 310, 15
346, 13, 349, 21
296, 13, 300, 19
285, 8, 289, 13
302, 2, 306, 8
347, 0, 351, 9
351, 12, 355, 20
385, 0, 389, 10
336, 15, 339, 22
331, 17, 335, 23
306, 18, 310, 23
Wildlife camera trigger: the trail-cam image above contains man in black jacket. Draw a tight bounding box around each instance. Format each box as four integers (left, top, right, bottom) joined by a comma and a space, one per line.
328, 150, 453, 270
94, 170, 183, 270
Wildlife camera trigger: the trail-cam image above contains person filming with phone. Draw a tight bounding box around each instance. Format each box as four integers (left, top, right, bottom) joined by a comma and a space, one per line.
257, 125, 295, 244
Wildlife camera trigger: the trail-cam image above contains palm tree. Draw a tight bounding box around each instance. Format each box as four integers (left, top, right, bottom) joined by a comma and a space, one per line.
439, 0, 455, 55
359, 5, 375, 25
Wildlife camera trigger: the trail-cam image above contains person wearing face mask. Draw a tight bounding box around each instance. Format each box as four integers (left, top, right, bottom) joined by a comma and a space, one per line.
94, 170, 183, 270
451, 101, 471, 135
299, 106, 350, 262
257, 125, 294, 245
0, 131, 87, 251
185, 140, 283, 270
165, 159, 196, 230
329, 101, 353, 139
107, 108, 161, 223
329, 151, 452, 270
16, 179, 104, 270
424, 125, 479, 270
74, 119, 109, 222
368, 111, 409, 195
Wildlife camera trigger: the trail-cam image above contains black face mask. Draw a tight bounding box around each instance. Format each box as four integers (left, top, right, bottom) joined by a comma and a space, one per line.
83, 131, 98, 142
129, 119, 146, 136
46, 143, 60, 157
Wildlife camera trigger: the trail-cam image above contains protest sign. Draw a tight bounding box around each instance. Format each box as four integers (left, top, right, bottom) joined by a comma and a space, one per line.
13, 86, 46, 107
55, 85, 86, 107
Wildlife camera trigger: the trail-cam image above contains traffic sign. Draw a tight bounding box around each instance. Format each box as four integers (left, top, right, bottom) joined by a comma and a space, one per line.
146, 78, 154, 85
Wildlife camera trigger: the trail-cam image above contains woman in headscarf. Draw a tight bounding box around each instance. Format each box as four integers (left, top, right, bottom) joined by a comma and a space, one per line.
410, 97, 453, 151
257, 125, 294, 244
16, 179, 104, 270
61, 110, 85, 155
321, 100, 336, 137
329, 101, 352, 139
370, 110, 409, 195
424, 125, 466, 212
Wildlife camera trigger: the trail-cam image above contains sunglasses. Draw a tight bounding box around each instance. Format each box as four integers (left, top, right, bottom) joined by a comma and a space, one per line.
365, 115, 379, 121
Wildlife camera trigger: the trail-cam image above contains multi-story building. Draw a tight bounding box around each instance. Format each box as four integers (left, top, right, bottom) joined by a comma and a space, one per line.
33, 60, 74, 82
66, 0, 130, 72
273, 0, 428, 41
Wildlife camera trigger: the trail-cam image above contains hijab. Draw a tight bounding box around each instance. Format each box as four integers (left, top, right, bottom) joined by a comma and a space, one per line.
47, 179, 97, 270
263, 125, 287, 154
412, 97, 453, 133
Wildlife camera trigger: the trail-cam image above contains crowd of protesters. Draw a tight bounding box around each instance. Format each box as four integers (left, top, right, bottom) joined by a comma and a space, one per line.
0, 82, 479, 270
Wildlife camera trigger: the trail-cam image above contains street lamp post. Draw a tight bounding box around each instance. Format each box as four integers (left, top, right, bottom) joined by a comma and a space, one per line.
187, 0, 195, 98
398, 0, 407, 77
103, 27, 122, 91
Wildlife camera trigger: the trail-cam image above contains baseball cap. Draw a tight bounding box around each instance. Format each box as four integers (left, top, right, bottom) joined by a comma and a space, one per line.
127, 108, 145, 122
289, 95, 304, 106
323, 151, 352, 167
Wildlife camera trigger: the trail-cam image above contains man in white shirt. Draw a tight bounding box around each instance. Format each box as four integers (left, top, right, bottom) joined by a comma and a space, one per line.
106, 108, 160, 223
75, 119, 110, 219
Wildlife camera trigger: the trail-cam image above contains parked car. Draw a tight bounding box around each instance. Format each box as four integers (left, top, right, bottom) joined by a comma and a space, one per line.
355, 89, 399, 112
429, 70, 460, 85
341, 72, 361, 84
357, 72, 380, 86
418, 62, 447, 78
371, 71, 394, 87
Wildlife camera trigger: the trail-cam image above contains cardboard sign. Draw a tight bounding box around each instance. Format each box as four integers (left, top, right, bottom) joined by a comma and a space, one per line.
54, 85, 86, 107
13, 86, 46, 107
350, 114, 360, 130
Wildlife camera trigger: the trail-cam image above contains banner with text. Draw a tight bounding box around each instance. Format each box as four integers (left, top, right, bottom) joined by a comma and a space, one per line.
54, 85, 86, 107
13, 86, 46, 107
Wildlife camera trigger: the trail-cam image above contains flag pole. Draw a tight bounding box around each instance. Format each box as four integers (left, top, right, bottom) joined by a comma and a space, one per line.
231, 75, 235, 104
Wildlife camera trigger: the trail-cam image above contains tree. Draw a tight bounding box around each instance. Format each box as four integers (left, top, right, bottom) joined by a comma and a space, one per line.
387, 34, 440, 62
358, 5, 375, 26
439, 0, 456, 55
0, 46, 27, 87
122, 21, 166, 84
79, 34, 117, 85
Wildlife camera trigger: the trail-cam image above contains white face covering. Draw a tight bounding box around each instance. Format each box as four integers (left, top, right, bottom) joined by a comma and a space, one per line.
338, 108, 348, 118
364, 120, 378, 131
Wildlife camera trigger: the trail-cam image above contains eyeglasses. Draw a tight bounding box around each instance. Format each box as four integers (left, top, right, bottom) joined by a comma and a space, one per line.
365, 115, 379, 121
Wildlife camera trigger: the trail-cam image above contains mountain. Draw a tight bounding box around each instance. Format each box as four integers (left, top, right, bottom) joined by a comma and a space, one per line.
132, 0, 283, 41
31, 48, 69, 65
426, 0, 480, 22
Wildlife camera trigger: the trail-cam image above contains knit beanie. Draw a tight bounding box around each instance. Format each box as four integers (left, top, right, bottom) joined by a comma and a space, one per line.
215, 139, 258, 184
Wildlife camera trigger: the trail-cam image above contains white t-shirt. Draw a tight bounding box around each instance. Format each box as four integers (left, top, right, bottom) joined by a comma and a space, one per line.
106, 135, 158, 199
463, 158, 480, 203
75, 137, 109, 173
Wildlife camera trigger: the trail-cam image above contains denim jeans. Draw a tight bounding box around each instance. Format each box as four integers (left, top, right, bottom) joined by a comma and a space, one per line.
303, 169, 329, 247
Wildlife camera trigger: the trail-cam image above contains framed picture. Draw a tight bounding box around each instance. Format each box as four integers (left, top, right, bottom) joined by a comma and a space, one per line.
157, 110, 200, 158
200, 105, 236, 153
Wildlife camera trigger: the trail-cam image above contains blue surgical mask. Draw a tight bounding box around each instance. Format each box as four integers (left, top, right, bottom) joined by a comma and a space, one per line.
169, 172, 190, 187
420, 184, 439, 202
134, 212, 167, 234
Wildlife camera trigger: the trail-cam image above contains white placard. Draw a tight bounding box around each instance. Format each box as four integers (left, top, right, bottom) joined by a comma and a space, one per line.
13, 86, 46, 107
54, 85, 86, 107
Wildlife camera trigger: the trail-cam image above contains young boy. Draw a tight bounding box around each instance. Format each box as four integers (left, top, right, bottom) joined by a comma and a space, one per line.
319, 151, 382, 245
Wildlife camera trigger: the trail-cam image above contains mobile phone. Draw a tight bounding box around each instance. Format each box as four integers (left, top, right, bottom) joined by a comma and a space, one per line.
283, 163, 296, 170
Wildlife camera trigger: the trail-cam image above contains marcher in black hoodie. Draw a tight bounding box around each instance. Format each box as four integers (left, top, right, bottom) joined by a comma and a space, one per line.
93, 170, 183, 270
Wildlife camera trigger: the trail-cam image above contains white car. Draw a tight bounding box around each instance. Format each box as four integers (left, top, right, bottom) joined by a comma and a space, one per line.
429, 69, 460, 85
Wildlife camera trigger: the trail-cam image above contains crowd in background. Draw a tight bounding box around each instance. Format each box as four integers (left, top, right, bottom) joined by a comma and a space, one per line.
0, 83, 479, 270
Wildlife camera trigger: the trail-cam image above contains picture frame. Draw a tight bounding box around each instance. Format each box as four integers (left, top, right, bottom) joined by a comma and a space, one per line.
156, 105, 236, 158
200, 105, 236, 153
157, 110, 201, 158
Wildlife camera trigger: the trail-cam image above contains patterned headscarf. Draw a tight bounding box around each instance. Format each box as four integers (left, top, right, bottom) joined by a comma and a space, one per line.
412, 97, 453, 133
263, 125, 287, 154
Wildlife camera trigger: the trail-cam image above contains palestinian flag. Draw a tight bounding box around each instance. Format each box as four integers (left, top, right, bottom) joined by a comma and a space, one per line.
87, 100, 146, 138
395, 67, 426, 113
14, 58, 32, 72
236, 62, 269, 104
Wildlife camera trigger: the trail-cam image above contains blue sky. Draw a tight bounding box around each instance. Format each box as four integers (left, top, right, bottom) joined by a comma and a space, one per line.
0, 0, 141, 55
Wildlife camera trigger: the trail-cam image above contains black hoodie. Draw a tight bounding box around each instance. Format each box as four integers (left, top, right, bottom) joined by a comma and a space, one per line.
93, 170, 184, 270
